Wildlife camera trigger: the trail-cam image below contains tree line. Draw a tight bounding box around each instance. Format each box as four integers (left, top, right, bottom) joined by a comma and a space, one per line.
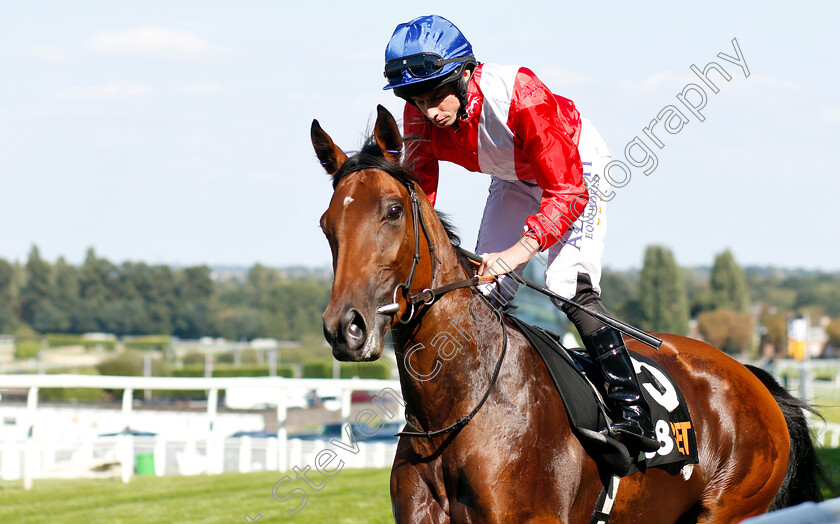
601, 246, 840, 356
0, 246, 331, 341
1, 245, 838, 357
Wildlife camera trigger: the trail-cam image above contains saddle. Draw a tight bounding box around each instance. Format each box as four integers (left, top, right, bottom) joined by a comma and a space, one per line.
505, 314, 698, 478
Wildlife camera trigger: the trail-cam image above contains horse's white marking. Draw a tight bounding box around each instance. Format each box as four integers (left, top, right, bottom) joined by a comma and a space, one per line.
681, 464, 694, 481
343, 196, 354, 207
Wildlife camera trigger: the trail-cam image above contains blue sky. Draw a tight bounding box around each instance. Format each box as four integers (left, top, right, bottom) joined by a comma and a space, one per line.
2, 2, 838, 271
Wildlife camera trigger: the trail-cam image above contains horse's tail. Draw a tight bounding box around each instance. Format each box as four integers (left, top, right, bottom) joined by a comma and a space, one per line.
744, 364, 829, 509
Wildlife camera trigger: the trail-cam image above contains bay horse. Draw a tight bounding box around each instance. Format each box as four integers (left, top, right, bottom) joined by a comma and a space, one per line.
311, 105, 823, 523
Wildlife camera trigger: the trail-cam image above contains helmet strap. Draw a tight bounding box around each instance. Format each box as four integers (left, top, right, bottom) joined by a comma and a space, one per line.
455, 64, 475, 120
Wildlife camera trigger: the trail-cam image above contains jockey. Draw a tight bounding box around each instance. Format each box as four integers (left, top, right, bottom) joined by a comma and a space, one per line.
382, 15, 659, 453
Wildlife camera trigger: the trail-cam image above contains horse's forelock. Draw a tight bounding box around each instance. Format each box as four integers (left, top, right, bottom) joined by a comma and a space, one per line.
330, 137, 415, 190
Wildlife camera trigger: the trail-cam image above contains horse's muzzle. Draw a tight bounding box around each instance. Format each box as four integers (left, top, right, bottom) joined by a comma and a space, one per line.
323, 307, 368, 360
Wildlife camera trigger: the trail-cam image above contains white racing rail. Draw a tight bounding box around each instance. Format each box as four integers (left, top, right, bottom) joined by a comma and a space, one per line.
0, 374, 402, 490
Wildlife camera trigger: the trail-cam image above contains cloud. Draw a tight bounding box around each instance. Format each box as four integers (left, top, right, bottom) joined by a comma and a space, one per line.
86, 27, 226, 59
744, 74, 805, 92
821, 105, 840, 124
618, 71, 695, 92
57, 82, 156, 101
29, 45, 75, 64
175, 81, 225, 96
535, 66, 591, 88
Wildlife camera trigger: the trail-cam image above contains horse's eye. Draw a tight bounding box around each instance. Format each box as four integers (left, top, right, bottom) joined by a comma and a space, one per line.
386, 204, 403, 220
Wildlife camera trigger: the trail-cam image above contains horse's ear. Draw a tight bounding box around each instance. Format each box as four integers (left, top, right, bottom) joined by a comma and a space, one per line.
311, 119, 348, 175
374, 104, 403, 164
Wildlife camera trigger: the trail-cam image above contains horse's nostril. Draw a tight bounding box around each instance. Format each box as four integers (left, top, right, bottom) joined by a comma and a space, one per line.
347, 322, 363, 341
345, 309, 366, 347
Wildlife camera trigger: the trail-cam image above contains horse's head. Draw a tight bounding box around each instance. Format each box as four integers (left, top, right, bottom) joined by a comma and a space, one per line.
311, 105, 437, 362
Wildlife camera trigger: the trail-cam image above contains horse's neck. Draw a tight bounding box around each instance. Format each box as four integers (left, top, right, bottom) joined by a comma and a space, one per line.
392, 282, 505, 430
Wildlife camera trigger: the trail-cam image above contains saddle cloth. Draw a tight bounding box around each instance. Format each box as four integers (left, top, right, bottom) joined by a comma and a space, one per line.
505, 314, 699, 477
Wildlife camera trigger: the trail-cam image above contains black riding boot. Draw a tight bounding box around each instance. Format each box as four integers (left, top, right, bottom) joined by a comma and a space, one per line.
582, 326, 660, 452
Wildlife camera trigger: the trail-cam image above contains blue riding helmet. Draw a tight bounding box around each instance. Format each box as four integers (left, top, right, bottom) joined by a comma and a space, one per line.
383, 15, 476, 96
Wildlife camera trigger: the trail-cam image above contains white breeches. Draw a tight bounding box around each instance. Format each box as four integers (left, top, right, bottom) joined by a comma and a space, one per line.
475, 118, 612, 304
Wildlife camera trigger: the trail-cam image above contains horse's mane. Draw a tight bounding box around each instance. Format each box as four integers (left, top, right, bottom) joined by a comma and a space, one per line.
331, 136, 471, 272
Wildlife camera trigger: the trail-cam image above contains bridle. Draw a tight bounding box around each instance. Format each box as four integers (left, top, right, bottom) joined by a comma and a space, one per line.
335, 163, 508, 439
370, 172, 491, 324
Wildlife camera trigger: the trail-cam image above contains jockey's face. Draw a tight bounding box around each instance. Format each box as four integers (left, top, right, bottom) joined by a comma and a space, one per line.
411, 69, 471, 128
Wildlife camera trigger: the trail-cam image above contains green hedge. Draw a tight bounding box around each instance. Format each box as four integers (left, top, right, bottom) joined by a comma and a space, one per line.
40, 368, 104, 402
302, 360, 392, 379
123, 335, 171, 350
45, 333, 116, 350
303, 361, 332, 378
172, 365, 295, 378
15, 339, 42, 360
340, 361, 392, 380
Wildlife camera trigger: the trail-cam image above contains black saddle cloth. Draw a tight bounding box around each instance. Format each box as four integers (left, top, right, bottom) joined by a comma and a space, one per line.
505, 314, 698, 478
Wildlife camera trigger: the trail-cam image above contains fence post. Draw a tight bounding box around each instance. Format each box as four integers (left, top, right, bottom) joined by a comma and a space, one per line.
340, 386, 353, 441
276, 392, 287, 472
154, 436, 166, 477
239, 436, 252, 473
207, 388, 221, 474
268, 350, 277, 377
121, 388, 134, 483
23, 386, 39, 490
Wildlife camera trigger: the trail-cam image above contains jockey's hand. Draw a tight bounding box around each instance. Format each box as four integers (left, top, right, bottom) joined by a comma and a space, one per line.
477, 236, 540, 278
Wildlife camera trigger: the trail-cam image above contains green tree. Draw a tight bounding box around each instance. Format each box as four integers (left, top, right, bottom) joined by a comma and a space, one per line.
42, 257, 80, 332
794, 276, 840, 317
32, 300, 69, 333
600, 270, 644, 326
51, 258, 80, 310
0, 258, 14, 305
710, 250, 750, 312
638, 245, 689, 336
70, 301, 100, 334
827, 317, 840, 348
144, 265, 178, 334
760, 310, 789, 356
265, 279, 330, 339
100, 299, 151, 335
0, 258, 17, 332
244, 264, 282, 310
19, 246, 52, 326
696, 309, 753, 355
179, 266, 214, 302
116, 261, 149, 300
172, 266, 214, 338
78, 248, 115, 302
76, 248, 115, 332
212, 307, 265, 341
0, 303, 16, 333
173, 302, 211, 339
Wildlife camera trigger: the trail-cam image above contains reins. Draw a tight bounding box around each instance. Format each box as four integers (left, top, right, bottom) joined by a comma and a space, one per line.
336, 162, 658, 442
397, 317, 508, 439
454, 248, 663, 349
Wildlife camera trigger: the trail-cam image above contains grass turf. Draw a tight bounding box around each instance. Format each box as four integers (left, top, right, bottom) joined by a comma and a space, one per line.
0, 468, 393, 523
3, 450, 840, 523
